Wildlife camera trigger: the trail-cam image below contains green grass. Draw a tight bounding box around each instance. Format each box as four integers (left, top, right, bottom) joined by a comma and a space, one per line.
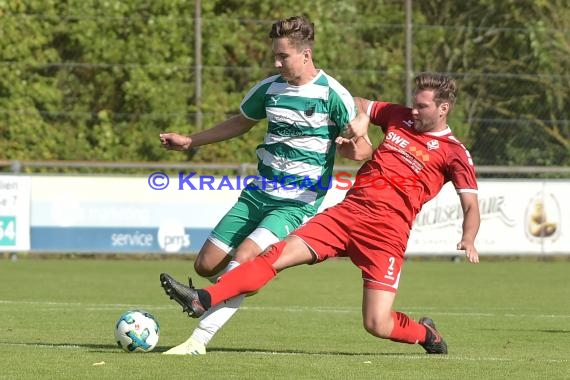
1, 257, 569, 379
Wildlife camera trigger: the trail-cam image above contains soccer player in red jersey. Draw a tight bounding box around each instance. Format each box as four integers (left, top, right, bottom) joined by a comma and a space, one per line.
160, 72, 481, 354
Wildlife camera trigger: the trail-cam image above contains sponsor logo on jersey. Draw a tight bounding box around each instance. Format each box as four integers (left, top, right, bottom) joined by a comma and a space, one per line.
304, 101, 316, 117
386, 131, 410, 148
409, 146, 430, 162
427, 139, 440, 151
271, 124, 304, 137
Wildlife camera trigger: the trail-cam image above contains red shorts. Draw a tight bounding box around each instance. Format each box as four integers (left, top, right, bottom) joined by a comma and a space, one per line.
292, 200, 410, 292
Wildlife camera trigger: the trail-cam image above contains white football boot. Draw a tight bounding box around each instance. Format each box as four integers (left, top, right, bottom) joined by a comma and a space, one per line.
163, 336, 206, 355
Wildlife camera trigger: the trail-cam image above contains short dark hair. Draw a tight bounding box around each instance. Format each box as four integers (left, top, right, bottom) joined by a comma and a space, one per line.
414, 72, 458, 107
269, 16, 314, 50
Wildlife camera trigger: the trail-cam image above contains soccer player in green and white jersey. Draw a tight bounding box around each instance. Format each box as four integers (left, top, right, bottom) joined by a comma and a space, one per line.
159, 15, 372, 355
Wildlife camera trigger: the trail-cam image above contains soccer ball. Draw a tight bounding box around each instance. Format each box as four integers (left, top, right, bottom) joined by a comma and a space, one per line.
114, 310, 160, 353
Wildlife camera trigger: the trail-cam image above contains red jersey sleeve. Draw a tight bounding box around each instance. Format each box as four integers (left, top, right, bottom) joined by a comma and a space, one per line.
367, 101, 409, 134
447, 144, 478, 193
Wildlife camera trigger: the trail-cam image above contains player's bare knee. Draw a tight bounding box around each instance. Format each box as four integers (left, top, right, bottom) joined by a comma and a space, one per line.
194, 244, 232, 277
193, 260, 215, 278
233, 237, 264, 264
233, 248, 259, 264
193, 256, 223, 278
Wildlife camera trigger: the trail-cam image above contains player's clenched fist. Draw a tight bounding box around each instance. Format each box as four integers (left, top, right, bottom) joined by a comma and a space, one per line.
159, 133, 192, 151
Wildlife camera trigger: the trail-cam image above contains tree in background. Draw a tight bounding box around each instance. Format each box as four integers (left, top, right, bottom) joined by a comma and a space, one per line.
414, 0, 569, 165
0, 0, 568, 169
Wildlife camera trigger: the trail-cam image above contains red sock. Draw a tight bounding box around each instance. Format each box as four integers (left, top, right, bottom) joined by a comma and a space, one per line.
204, 243, 286, 305
388, 311, 428, 344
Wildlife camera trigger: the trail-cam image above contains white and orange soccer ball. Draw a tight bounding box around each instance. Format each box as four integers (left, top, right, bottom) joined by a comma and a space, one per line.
114, 310, 160, 353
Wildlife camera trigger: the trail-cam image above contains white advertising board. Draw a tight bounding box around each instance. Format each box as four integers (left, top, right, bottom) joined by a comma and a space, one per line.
26, 174, 569, 255
0, 176, 31, 251
408, 180, 567, 255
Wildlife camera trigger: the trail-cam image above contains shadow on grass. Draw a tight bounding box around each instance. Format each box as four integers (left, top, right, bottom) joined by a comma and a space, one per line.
1, 341, 428, 356
0, 341, 118, 351
170, 346, 422, 357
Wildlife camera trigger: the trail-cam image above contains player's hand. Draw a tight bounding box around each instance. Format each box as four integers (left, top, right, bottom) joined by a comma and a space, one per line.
335, 136, 358, 158
159, 133, 192, 151
343, 112, 369, 139
335, 136, 356, 146
457, 240, 479, 264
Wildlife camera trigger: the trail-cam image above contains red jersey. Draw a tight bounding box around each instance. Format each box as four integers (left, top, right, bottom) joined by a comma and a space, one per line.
345, 101, 478, 226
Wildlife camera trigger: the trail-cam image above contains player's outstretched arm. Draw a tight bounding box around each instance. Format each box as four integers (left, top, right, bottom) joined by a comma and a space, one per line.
159, 114, 257, 151
457, 192, 481, 263
343, 98, 371, 139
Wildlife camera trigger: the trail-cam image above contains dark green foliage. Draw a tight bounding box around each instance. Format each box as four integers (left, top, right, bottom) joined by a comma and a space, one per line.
1, 0, 568, 170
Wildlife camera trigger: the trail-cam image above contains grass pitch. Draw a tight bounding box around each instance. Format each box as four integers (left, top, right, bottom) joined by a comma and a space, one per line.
0, 256, 569, 379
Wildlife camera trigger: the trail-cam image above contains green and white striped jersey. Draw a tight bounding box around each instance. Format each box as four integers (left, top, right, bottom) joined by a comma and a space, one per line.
240, 70, 356, 211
